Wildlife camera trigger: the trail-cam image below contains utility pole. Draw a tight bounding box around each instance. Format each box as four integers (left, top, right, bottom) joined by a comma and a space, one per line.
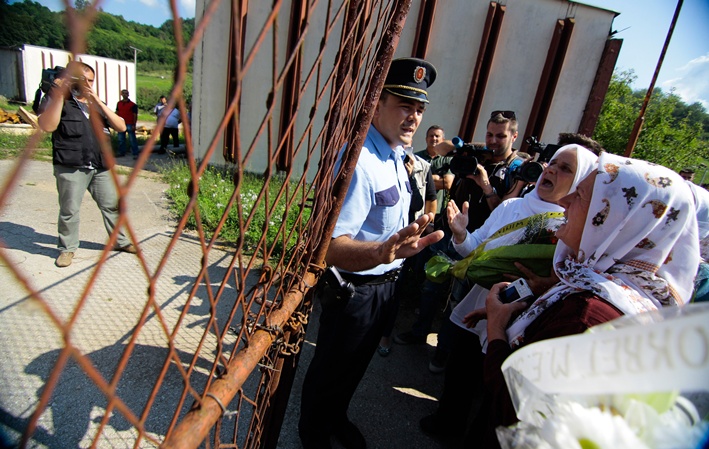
129, 46, 142, 67
624, 0, 683, 157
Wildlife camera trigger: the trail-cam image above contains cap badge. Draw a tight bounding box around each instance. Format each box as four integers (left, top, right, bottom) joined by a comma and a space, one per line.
413, 66, 426, 84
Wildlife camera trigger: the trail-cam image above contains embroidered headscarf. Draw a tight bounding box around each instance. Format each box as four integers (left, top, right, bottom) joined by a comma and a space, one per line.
507, 153, 700, 348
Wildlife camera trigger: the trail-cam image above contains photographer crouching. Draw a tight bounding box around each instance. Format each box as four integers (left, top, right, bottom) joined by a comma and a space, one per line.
37, 61, 137, 268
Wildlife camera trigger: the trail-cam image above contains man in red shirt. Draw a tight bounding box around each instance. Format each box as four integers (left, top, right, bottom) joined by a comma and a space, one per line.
115, 89, 140, 159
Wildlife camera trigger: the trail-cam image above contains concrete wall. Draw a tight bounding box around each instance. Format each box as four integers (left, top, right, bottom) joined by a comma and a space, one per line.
0, 49, 23, 101
0, 44, 136, 111
192, 0, 617, 176
393, 0, 616, 145
192, 0, 350, 172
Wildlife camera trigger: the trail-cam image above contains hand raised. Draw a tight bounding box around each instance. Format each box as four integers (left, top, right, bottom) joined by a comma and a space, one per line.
378, 212, 443, 262
447, 200, 469, 244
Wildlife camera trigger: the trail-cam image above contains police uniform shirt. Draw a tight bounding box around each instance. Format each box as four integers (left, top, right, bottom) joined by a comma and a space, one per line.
333, 125, 412, 276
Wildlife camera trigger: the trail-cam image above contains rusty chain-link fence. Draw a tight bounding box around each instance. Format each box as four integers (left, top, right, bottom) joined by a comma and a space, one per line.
0, 0, 413, 447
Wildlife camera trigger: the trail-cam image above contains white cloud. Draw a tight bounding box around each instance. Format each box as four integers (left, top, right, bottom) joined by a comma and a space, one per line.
138, 0, 159, 7
180, 0, 196, 17
661, 53, 709, 110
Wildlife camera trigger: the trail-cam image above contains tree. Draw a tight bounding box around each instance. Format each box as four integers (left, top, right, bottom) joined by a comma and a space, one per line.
74, 0, 89, 11
0, 0, 67, 48
594, 69, 709, 172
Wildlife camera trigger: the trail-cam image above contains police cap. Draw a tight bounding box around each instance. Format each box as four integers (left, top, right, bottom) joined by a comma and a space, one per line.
382, 57, 437, 104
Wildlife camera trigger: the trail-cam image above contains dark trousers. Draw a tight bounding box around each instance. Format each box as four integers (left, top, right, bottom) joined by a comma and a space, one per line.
299, 280, 397, 448
436, 325, 485, 435
160, 127, 179, 149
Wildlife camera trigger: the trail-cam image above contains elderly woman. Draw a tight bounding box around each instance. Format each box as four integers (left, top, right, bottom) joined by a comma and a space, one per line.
421, 144, 599, 439
449, 144, 599, 347
472, 152, 700, 449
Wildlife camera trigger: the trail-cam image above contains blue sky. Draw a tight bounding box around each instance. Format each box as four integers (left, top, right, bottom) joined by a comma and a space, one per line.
26, 0, 709, 108
585, 0, 709, 109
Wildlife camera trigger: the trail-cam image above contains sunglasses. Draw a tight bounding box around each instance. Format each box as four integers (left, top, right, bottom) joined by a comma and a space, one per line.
490, 110, 516, 120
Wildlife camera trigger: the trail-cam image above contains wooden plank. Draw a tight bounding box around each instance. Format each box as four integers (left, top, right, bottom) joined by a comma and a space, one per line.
17, 106, 39, 128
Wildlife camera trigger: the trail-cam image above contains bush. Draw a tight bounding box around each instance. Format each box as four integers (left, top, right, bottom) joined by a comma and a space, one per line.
137, 85, 166, 113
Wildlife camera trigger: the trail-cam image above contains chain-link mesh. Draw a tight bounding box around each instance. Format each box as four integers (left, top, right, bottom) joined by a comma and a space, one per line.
0, 0, 412, 447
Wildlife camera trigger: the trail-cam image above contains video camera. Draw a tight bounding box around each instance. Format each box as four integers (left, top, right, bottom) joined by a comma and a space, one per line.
40, 66, 64, 94
508, 136, 562, 183
40, 66, 89, 97
447, 137, 494, 176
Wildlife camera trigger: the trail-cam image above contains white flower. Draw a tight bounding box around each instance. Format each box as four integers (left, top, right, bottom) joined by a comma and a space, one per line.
539, 402, 648, 449
622, 396, 709, 449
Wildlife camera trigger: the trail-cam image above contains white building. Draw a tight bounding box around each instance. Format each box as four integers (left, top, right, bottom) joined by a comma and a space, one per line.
0, 44, 136, 111
192, 0, 619, 177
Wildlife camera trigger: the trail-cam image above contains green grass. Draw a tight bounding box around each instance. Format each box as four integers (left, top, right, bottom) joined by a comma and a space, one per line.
1, 66, 190, 121
160, 162, 311, 257
136, 70, 193, 113
137, 72, 175, 92
0, 132, 52, 160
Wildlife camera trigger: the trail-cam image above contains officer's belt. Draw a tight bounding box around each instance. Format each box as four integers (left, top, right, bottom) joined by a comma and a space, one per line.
340, 267, 401, 286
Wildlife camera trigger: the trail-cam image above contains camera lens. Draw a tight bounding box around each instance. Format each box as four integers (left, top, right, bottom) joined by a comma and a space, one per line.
450, 155, 479, 176
519, 162, 544, 183
70, 83, 83, 97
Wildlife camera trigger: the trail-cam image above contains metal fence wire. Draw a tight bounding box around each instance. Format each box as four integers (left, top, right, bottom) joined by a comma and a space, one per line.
0, 0, 412, 447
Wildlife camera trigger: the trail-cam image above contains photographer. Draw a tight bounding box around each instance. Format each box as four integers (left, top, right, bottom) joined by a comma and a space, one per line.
446, 111, 527, 231
37, 61, 137, 268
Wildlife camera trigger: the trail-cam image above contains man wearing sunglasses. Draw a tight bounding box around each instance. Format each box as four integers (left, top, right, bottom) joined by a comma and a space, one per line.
38, 61, 137, 268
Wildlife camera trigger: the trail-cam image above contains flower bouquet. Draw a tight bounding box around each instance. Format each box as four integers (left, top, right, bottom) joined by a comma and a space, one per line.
498, 303, 709, 449
424, 212, 561, 288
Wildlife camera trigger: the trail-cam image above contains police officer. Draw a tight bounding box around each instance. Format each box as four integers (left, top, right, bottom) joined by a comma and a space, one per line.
298, 58, 444, 449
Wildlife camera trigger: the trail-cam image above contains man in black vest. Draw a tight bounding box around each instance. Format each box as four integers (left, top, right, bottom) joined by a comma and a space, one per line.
38, 61, 137, 268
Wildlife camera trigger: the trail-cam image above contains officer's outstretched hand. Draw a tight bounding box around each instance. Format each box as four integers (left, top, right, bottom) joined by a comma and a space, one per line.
379, 212, 443, 263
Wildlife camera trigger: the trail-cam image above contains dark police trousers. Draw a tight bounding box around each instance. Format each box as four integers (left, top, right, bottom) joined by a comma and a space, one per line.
299, 277, 398, 448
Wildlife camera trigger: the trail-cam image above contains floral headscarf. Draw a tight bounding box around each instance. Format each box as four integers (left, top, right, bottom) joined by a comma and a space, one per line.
507, 153, 700, 348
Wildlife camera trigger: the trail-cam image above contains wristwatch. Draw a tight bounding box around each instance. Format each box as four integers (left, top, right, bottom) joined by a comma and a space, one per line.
484, 187, 497, 198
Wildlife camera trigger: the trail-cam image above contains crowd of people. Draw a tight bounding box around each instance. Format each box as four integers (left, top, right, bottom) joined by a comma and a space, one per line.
299, 56, 708, 449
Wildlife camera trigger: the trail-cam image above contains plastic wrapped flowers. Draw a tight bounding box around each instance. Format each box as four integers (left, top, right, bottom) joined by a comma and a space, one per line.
498, 303, 709, 449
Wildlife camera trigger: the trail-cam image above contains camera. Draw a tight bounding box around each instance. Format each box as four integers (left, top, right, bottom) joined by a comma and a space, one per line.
447, 137, 493, 176
500, 278, 534, 304
509, 136, 562, 183
40, 66, 88, 97
69, 75, 88, 97
40, 66, 65, 94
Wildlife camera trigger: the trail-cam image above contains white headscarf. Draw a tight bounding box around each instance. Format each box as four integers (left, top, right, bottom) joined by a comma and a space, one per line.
507, 153, 700, 348
515, 144, 599, 218
452, 144, 599, 260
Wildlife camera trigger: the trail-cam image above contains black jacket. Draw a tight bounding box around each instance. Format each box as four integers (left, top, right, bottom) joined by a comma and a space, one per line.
52, 97, 110, 169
